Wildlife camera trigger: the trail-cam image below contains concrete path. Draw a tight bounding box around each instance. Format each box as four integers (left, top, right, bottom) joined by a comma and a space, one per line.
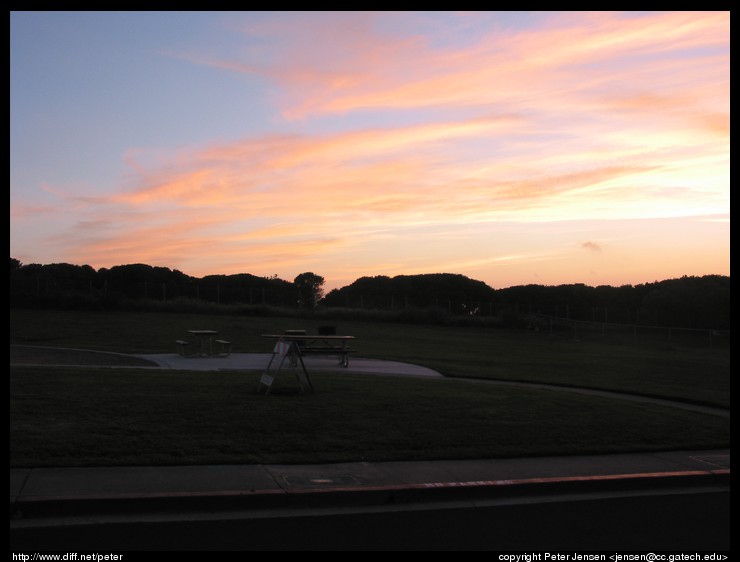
135, 352, 444, 378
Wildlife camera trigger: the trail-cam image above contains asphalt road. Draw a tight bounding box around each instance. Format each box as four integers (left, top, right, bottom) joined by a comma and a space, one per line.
10, 487, 730, 552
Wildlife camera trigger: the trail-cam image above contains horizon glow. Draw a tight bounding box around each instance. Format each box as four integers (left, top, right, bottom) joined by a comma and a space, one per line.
10, 11, 729, 291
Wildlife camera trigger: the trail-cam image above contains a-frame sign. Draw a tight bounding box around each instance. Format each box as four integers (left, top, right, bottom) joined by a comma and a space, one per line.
257, 338, 314, 395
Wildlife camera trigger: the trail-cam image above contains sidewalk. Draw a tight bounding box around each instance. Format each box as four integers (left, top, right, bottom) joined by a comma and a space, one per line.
10, 449, 730, 525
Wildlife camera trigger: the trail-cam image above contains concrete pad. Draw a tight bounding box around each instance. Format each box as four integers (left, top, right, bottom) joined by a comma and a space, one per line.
135, 353, 273, 371
136, 352, 443, 378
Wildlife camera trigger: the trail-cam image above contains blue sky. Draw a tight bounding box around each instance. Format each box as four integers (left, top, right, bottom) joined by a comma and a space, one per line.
10, 11, 730, 290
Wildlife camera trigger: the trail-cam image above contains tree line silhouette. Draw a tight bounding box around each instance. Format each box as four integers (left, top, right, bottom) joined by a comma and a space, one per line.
9, 260, 298, 308
321, 273, 729, 330
9, 258, 729, 331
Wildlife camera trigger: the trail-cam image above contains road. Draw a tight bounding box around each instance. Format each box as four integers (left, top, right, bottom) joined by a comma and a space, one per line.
11, 487, 730, 552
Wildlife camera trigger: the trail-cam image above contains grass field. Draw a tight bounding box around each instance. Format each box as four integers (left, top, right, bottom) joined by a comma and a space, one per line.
9, 308, 730, 467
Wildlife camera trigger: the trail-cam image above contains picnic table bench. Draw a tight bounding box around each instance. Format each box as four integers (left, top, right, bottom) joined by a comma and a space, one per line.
175, 330, 231, 357
299, 343, 355, 367
175, 339, 192, 356
214, 339, 232, 356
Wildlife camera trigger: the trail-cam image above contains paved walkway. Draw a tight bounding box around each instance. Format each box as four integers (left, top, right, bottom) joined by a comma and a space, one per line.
10, 449, 731, 525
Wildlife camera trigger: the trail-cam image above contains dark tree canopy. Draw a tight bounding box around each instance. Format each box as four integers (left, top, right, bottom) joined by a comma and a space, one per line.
321, 273, 496, 312
294, 272, 325, 309
9, 260, 299, 308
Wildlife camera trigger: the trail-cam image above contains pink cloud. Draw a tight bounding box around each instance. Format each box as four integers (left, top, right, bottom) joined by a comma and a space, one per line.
203, 11, 727, 120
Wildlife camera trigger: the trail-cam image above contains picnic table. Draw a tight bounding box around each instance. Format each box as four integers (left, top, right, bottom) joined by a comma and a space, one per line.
258, 332, 356, 394
265, 332, 355, 365
176, 330, 231, 357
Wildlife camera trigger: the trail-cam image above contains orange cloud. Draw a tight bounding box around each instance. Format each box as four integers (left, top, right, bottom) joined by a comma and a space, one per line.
58, 97, 726, 274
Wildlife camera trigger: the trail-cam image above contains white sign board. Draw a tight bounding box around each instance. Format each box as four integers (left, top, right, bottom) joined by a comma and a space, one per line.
274, 341, 291, 356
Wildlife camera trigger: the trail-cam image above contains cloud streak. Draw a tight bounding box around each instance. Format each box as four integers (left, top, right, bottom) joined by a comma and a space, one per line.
201, 11, 728, 121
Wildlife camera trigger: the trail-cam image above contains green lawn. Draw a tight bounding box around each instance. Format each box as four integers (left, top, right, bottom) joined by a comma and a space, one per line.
10, 367, 729, 468
9, 308, 730, 467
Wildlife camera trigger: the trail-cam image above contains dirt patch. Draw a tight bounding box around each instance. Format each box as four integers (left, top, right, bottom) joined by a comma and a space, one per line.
10, 345, 158, 367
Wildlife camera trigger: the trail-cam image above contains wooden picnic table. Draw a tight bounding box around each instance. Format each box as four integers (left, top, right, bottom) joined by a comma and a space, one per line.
187, 329, 220, 356
262, 333, 355, 366
258, 333, 356, 394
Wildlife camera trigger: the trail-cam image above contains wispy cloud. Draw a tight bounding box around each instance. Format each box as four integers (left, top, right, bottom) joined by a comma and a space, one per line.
191, 11, 728, 121
581, 241, 603, 253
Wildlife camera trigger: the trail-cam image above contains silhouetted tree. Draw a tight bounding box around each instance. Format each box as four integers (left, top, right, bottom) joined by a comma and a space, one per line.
321, 273, 496, 312
294, 272, 325, 310
96, 263, 190, 300
199, 273, 296, 306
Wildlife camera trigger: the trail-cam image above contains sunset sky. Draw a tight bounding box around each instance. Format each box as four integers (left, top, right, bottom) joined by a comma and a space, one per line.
10, 11, 730, 291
